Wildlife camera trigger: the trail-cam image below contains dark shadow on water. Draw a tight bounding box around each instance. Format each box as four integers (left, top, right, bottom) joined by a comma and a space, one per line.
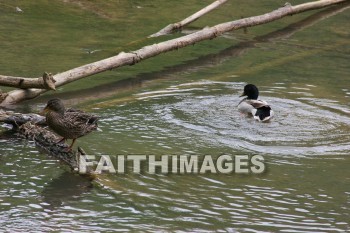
41, 171, 94, 210
1, 121, 94, 210
0, 128, 16, 138
26, 2, 350, 108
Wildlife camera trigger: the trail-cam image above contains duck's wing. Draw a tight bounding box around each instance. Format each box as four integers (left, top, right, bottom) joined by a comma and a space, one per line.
63, 110, 99, 135
254, 106, 273, 121
245, 99, 269, 109
245, 100, 273, 121
246, 100, 273, 121
66, 108, 99, 124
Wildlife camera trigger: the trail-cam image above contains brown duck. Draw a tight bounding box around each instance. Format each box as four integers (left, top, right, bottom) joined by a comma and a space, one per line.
42, 98, 99, 149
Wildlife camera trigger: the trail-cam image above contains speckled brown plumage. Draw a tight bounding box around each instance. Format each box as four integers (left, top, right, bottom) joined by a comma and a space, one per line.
42, 99, 98, 149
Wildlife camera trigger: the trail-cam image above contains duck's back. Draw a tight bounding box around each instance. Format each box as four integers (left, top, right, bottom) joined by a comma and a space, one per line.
46, 109, 98, 139
238, 99, 268, 114
238, 99, 273, 121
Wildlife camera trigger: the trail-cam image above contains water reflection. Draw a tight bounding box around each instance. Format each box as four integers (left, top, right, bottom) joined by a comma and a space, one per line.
41, 172, 93, 210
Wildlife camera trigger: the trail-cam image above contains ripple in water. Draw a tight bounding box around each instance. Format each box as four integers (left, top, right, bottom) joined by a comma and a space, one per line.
137, 81, 350, 156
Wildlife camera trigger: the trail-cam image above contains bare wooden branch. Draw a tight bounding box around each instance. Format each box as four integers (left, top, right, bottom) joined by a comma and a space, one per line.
0, 72, 56, 90
0, 89, 8, 102
47, 0, 348, 107
42, 72, 56, 90
291, 0, 346, 13
0, 0, 346, 106
149, 0, 228, 37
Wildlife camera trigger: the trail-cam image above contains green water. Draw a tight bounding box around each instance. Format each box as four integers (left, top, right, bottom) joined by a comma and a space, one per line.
1, 1, 350, 232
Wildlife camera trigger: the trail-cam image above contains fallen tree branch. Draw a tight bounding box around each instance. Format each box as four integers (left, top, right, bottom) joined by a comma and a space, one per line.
0, 0, 346, 106
0, 89, 8, 103
0, 72, 56, 90
149, 0, 228, 37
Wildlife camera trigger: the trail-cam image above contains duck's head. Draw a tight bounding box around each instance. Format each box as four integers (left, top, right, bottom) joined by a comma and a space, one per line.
41, 98, 65, 115
240, 84, 259, 100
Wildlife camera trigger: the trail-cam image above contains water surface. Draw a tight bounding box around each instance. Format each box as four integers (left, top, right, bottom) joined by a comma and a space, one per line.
1, 1, 349, 232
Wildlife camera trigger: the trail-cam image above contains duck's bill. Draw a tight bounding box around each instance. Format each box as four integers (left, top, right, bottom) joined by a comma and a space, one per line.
239, 92, 246, 97
39, 107, 49, 115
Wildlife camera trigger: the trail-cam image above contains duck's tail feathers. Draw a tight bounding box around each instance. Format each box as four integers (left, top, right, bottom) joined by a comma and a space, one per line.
253, 106, 273, 122
88, 116, 99, 125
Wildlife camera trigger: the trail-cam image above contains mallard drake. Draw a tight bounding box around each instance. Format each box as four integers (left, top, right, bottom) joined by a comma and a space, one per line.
41, 98, 98, 149
238, 84, 274, 122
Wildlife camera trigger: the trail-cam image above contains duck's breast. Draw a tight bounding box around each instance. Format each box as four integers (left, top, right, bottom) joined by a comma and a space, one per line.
238, 101, 255, 114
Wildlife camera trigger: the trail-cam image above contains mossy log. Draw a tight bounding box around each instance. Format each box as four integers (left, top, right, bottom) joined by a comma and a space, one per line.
18, 122, 79, 171
1, 110, 86, 173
